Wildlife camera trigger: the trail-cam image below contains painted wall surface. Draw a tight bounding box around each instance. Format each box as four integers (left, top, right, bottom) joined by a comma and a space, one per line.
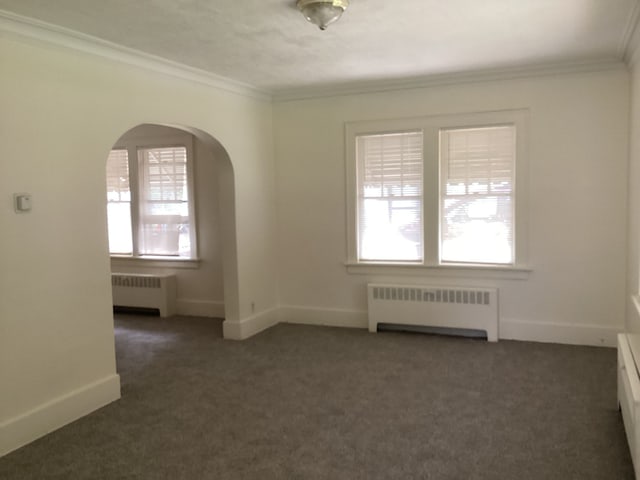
0, 33, 277, 452
110, 124, 225, 318
628, 57, 640, 334
274, 69, 629, 346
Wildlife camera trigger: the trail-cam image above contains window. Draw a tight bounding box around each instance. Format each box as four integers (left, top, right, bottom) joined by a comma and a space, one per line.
357, 131, 423, 262
347, 110, 527, 271
106, 149, 132, 254
106, 136, 197, 259
440, 125, 515, 264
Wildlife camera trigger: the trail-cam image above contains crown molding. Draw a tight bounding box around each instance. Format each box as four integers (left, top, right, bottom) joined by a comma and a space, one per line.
272, 58, 627, 102
0, 9, 271, 101
0, 8, 632, 105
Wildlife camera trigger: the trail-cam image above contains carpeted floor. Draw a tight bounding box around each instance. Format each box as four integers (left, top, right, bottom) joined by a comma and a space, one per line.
0, 314, 634, 479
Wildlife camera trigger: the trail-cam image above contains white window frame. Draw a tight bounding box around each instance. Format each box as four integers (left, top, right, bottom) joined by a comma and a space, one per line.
345, 110, 530, 279
108, 133, 198, 264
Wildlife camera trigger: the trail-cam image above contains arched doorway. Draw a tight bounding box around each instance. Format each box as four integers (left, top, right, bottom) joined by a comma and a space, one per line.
105, 123, 239, 331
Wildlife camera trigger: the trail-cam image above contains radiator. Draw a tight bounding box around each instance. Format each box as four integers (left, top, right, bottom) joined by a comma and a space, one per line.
111, 273, 176, 317
367, 283, 498, 341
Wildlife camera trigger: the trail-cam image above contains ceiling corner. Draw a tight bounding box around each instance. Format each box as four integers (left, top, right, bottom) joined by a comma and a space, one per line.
620, 0, 640, 63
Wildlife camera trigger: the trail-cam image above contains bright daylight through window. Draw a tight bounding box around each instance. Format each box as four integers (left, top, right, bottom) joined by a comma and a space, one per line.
350, 111, 524, 268
440, 125, 515, 264
357, 131, 424, 262
106, 145, 196, 258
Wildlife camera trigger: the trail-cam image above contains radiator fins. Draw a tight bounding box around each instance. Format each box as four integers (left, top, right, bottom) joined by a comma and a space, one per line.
371, 286, 491, 306
112, 275, 162, 289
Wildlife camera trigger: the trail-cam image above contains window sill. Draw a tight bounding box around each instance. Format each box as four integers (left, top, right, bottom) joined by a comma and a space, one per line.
110, 256, 201, 270
345, 262, 531, 280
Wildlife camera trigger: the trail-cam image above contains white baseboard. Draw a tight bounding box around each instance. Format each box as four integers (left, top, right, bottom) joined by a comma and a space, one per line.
279, 306, 622, 347
280, 305, 367, 329
500, 318, 623, 347
223, 307, 280, 340
175, 299, 224, 318
0, 374, 121, 457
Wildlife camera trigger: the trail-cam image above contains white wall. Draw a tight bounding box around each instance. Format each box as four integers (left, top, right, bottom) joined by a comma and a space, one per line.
628, 46, 640, 333
274, 69, 630, 346
0, 30, 278, 455
110, 124, 225, 318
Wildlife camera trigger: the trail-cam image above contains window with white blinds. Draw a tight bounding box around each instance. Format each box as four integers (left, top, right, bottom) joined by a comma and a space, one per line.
105, 139, 196, 259
138, 146, 190, 256
356, 132, 423, 262
347, 110, 527, 270
440, 125, 515, 264
106, 149, 133, 254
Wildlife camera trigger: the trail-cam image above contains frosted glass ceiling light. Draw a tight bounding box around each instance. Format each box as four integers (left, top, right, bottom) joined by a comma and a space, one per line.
296, 0, 349, 30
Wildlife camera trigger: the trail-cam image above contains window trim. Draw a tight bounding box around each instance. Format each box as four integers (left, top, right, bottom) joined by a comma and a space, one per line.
108, 133, 198, 262
110, 255, 201, 270
345, 109, 530, 276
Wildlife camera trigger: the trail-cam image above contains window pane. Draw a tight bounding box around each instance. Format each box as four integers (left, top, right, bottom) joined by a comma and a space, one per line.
357, 132, 423, 262
138, 146, 191, 257
359, 198, 422, 261
106, 149, 132, 254
440, 126, 515, 264
441, 196, 513, 264
107, 202, 133, 254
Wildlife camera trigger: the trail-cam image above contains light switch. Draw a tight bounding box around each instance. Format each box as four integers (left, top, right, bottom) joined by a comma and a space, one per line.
14, 193, 32, 213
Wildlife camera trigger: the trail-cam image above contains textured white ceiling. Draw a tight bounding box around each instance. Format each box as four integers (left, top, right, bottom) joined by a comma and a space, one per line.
0, 0, 637, 94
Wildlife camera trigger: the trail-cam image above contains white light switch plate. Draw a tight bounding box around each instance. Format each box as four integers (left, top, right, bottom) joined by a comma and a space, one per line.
14, 193, 32, 212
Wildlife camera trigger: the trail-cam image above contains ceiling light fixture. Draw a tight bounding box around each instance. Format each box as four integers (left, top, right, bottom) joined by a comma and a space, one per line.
296, 0, 349, 30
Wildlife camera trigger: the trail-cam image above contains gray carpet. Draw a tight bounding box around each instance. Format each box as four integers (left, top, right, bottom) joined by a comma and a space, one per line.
0, 314, 634, 479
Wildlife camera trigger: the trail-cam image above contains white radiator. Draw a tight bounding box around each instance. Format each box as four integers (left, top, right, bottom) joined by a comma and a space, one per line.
367, 283, 499, 342
111, 273, 176, 317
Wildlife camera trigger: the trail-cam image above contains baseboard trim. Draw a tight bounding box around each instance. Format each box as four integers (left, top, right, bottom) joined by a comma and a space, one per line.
0, 374, 121, 457
280, 305, 368, 329
279, 306, 622, 347
175, 299, 224, 318
223, 307, 280, 340
500, 318, 623, 347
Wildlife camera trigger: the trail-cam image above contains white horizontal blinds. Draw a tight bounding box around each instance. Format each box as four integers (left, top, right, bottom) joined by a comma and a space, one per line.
357, 131, 423, 262
440, 125, 515, 264
138, 146, 191, 256
105, 149, 133, 254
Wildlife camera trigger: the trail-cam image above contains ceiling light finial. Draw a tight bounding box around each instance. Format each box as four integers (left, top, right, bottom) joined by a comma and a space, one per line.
296, 0, 349, 30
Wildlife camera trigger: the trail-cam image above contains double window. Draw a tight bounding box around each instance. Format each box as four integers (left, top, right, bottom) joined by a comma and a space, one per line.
347, 110, 527, 268
106, 136, 197, 259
